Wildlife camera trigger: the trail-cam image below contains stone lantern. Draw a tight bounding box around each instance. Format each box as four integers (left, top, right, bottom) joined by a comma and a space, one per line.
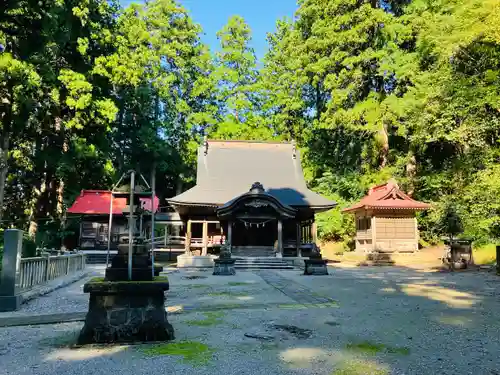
104, 180, 161, 281
78, 170, 174, 344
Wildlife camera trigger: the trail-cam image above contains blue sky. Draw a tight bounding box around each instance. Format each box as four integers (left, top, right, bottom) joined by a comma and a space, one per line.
121, 0, 298, 60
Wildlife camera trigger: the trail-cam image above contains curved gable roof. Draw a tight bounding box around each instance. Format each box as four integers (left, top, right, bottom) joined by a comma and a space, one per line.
168, 140, 336, 212
343, 181, 430, 213
217, 182, 297, 219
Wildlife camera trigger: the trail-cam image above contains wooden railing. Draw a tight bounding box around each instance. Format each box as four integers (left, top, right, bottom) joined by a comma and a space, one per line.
18, 254, 86, 290
144, 235, 186, 247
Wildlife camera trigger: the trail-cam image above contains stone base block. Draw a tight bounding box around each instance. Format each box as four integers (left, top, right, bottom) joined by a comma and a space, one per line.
304, 259, 329, 275
176, 254, 216, 268
291, 257, 306, 269
105, 266, 163, 281
213, 259, 236, 276
0, 295, 22, 312
78, 280, 174, 344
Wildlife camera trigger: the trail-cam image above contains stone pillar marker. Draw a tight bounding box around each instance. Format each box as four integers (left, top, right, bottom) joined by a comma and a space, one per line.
276, 219, 283, 258
296, 222, 302, 257
0, 229, 23, 312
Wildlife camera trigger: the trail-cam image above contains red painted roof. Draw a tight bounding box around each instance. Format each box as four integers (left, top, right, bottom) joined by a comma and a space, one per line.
343, 181, 430, 213
67, 190, 159, 215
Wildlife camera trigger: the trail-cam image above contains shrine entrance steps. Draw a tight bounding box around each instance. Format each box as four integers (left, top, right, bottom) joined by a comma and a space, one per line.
231, 246, 275, 258
233, 258, 294, 270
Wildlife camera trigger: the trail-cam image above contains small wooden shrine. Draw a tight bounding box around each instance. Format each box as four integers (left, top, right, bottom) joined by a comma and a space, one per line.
343, 180, 430, 253
168, 139, 337, 258
67, 190, 158, 250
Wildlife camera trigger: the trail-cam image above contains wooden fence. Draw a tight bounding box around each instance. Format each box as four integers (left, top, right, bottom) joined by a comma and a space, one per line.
18, 254, 86, 290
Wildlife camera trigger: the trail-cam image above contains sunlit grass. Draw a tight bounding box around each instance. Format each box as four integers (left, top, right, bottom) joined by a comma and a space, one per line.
332, 359, 389, 375
142, 341, 214, 366
185, 311, 225, 326
345, 342, 385, 354
474, 244, 497, 265
345, 341, 410, 356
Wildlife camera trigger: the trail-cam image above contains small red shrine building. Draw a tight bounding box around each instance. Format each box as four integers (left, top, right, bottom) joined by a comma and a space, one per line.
343, 180, 430, 253
67, 190, 159, 250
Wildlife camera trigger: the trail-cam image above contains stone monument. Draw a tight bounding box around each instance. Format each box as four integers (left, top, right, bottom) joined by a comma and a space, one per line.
213, 242, 236, 275
78, 170, 174, 344
304, 244, 329, 275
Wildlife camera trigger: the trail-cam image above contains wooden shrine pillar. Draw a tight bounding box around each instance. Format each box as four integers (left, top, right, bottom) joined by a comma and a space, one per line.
277, 219, 283, 258
185, 220, 192, 253
296, 221, 302, 257
311, 220, 318, 244
202, 220, 208, 256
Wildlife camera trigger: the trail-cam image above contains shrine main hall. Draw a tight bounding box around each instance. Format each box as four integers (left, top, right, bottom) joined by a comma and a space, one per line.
167, 139, 337, 259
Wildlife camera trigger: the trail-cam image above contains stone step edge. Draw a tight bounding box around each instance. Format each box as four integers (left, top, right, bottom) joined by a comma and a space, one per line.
235, 260, 288, 264
235, 266, 294, 270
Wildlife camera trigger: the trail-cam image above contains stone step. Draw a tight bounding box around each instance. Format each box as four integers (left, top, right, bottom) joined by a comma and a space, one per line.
233, 258, 288, 263
234, 264, 294, 270
231, 247, 275, 258
234, 257, 294, 270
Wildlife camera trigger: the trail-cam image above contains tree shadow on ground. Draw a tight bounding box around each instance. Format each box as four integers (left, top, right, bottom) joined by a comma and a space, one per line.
2, 264, 500, 375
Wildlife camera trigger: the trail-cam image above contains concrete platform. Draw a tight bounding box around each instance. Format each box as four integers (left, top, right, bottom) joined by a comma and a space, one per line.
176, 254, 217, 268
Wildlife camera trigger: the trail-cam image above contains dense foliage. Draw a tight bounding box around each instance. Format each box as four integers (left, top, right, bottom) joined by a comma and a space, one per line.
1, 0, 499, 247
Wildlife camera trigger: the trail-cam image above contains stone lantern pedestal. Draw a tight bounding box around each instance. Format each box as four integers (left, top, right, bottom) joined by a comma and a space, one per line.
213, 244, 236, 276
304, 245, 329, 275
105, 238, 162, 281
77, 279, 174, 344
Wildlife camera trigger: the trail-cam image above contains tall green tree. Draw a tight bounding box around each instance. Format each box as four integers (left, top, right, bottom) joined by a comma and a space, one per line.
93, 0, 215, 197
208, 15, 273, 140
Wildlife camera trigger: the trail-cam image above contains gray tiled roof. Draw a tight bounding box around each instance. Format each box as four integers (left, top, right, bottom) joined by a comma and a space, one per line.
168, 140, 336, 211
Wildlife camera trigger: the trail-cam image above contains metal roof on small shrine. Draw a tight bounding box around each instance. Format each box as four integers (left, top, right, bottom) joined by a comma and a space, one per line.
67, 190, 159, 215
343, 180, 431, 213
168, 140, 336, 212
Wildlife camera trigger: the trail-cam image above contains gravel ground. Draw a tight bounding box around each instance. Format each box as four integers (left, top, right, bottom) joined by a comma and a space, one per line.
1, 266, 500, 375
0, 265, 106, 318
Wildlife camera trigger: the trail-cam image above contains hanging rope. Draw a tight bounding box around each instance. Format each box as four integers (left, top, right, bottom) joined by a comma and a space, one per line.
237, 218, 274, 228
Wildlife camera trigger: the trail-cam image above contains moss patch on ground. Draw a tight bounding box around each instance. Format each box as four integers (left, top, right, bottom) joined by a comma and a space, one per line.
332, 360, 389, 375
228, 282, 253, 286
188, 284, 210, 289
345, 341, 410, 356
211, 303, 245, 310
142, 341, 214, 366
277, 303, 307, 309
207, 291, 249, 297
185, 311, 225, 327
